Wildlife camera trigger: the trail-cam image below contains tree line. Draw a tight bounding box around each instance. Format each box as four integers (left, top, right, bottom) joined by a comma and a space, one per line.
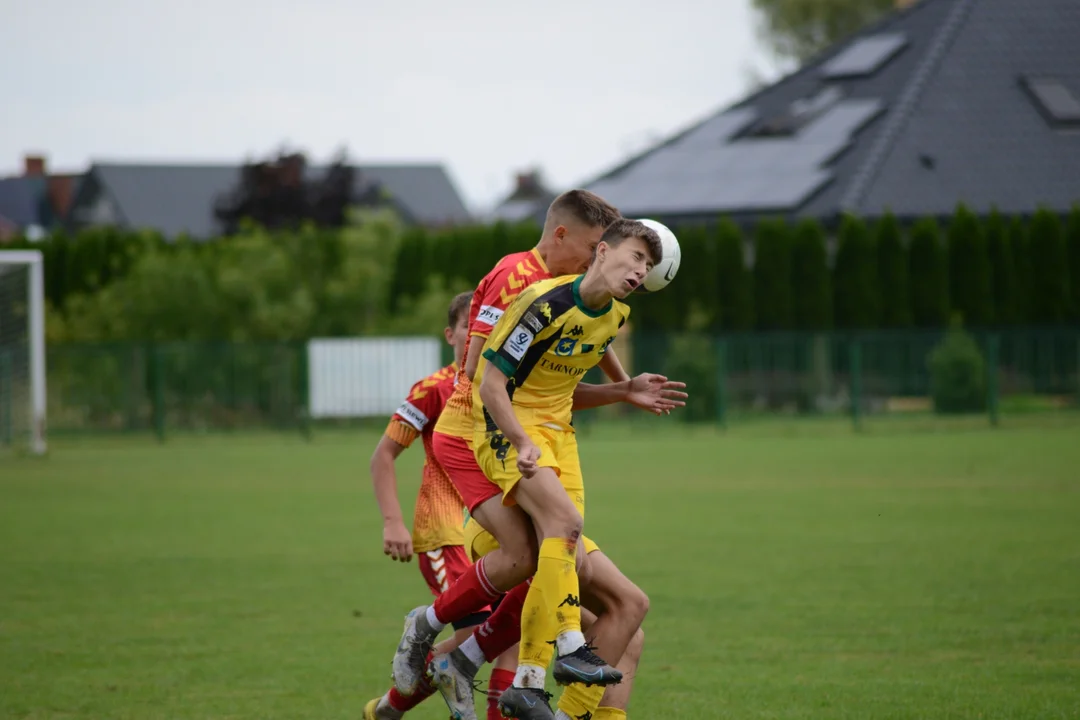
4, 204, 1079, 344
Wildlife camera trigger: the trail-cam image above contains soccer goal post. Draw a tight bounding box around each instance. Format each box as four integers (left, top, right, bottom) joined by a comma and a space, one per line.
0, 250, 47, 455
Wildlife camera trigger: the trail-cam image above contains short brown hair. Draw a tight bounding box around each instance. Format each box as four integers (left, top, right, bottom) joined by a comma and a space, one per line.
544, 190, 621, 230
447, 291, 472, 328
599, 219, 663, 266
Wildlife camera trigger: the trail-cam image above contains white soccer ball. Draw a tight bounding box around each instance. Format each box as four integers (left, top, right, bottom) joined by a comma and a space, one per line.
635, 218, 681, 292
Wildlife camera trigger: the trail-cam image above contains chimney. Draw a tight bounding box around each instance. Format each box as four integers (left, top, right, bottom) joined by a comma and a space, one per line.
24, 155, 46, 177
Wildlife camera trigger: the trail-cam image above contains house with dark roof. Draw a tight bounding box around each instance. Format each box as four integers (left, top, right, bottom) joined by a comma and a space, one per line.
585, 0, 1080, 228
486, 170, 557, 224
0, 156, 77, 242
66, 161, 472, 239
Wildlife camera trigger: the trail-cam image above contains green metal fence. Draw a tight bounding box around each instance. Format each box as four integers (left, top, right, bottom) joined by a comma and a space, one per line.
44, 342, 308, 439
25, 328, 1080, 440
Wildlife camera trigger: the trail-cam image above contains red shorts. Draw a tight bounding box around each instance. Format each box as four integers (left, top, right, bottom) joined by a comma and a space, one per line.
433, 431, 501, 514
418, 544, 492, 630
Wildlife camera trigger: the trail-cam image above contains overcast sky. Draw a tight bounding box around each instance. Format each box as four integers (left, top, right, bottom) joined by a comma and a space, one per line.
1, 0, 779, 212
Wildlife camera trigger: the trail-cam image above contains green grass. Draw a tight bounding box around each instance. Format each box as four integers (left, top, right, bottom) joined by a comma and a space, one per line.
2, 425, 1080, 719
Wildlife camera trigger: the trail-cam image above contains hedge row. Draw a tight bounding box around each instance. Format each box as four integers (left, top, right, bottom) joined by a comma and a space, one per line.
6, 204, 1080, 335
394, 204, 1080, 332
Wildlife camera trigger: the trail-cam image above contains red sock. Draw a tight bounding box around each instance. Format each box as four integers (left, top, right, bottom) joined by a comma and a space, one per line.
386, 652, 437, 712
475, 579, 530, 661
486, 668, 515, 720
432, 556, 502, 625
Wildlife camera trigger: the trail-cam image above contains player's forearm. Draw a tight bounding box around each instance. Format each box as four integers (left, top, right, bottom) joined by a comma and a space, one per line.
370, 455, 406, 524
479, 376, 531, 448
599, 348, 630, 383
572, 381, 630, 411
464, 335, 485, 381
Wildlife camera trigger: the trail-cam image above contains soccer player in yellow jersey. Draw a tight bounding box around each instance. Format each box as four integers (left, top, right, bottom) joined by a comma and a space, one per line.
472, 219, 664, 716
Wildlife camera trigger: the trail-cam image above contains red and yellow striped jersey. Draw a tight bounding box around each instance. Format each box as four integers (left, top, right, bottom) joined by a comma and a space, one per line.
434, 247, 551, 441
384, 363, 465, 552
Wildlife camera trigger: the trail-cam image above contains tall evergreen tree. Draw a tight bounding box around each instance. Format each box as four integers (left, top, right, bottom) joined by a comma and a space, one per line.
908, 217, 949, 327
1066, 204, 1080, 321
715, 218, 754, 331
875, 211, 911, 327
833, 214, 878, 329
790, 218, 831, 330
753, 218, 793, 330
1009, 216, 1032, 323
946, 204, 993, 326
984, 208, 1018, 325
1028, 207, 1070, 323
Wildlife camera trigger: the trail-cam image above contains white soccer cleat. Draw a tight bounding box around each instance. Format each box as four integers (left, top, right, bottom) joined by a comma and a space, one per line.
429, 648, 482, 720
391, 605, 439, 696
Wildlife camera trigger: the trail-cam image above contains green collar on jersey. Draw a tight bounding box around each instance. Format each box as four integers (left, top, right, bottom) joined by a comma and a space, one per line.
572, 275, 613, 318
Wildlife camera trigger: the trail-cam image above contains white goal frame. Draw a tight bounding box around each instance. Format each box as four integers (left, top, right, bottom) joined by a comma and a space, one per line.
0, 250, 47, 455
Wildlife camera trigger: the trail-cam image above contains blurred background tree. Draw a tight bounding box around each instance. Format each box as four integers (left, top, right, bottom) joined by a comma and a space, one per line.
751, 0, 902, 64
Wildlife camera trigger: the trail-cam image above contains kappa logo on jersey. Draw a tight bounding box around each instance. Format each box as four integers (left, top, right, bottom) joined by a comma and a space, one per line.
567, 325, 584, 337
534, 301, 553, 322
554, 337, 577, 357
476, 304, 504, 328
395, 400, 429, 432
504, 325, 535, 361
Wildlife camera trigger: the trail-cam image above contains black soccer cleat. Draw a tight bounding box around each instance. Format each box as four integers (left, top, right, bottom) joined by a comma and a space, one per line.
497, 686, 555, 720
552, 644, 623, 687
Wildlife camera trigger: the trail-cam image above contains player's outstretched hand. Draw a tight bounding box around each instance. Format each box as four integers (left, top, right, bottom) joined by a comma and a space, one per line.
516, 441, 542, 477
627, 373, 688, 415
383, 520, 414, 562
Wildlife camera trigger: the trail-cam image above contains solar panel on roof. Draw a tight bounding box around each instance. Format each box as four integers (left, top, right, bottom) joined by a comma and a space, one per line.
1022, 77, 1080, 126
821, 32, 908, 79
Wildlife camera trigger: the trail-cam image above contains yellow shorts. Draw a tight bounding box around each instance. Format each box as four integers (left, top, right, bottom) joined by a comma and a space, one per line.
474, 424, 584, 514
464, 516, 600, 564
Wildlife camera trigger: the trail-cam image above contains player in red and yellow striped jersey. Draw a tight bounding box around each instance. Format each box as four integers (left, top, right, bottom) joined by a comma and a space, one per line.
365, 292, 517, 720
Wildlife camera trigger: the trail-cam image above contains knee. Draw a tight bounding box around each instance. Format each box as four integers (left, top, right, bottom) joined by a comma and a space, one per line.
622, 585, 650, 627
548, 508, 582, 543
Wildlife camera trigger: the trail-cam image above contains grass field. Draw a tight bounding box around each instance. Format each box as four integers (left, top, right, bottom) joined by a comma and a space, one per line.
2, 423, 1080, 719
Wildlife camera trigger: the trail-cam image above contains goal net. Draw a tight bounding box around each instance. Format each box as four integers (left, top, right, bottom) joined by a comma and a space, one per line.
0, 251, 46, 455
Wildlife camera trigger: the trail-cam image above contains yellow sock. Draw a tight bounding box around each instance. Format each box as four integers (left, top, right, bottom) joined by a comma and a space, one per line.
594, 708, 626, 720
542, 536, 582, 639
557, 683, 605, 718
519, 537, 580, 669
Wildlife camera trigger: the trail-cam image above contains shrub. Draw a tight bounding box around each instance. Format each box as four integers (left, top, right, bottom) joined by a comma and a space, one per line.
928, 318, 986, 414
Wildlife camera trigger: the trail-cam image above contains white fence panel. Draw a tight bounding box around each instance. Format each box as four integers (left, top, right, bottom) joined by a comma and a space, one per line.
307, 337, 441, 418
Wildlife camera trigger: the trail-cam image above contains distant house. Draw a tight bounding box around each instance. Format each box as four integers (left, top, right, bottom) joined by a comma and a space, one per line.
0, 156, 77, 241
66, 161, 472, 239
585, 0, 1080, 229
487, 170, 556, 225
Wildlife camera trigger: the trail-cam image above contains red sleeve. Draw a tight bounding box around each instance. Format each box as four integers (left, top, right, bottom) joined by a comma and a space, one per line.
387, 376, 445, 446
472, 255, 544, 339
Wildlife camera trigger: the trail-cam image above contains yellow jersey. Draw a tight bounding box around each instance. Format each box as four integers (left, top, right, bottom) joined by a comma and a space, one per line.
473, 275, 629, 433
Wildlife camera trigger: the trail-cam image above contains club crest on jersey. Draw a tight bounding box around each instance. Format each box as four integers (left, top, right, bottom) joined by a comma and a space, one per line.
554, 337, 577, 357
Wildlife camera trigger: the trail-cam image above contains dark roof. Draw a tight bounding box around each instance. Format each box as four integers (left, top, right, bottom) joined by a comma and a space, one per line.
0, 177, 46, 228
585, 0, 1080, 223
69, 161, 471, 238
